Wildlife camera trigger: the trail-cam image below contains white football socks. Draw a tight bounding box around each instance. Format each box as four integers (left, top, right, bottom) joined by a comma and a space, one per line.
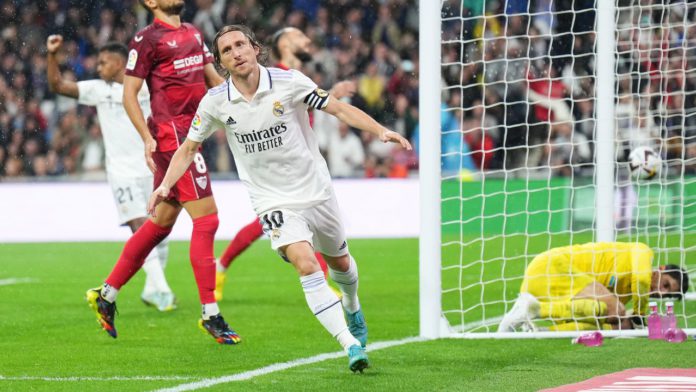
301, 271, 359, 351
156, 239, 169, 269
216, 258, 227, 273
202, 302, 220, 320
141, 247, 172, 295
101, 283, 119, 303
329, 256, 360, 313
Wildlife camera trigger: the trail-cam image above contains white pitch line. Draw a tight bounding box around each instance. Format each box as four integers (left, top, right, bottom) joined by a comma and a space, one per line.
449, 315, 504, 334
153, 336, 427, 392
0, 375, 199, 382
0, 278, 36, 286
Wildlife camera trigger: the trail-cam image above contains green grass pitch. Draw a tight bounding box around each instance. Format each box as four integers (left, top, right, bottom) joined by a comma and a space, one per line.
0, 238, 694, 391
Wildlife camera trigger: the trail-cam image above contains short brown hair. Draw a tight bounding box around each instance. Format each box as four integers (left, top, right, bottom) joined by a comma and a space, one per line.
212, 24, 268, 66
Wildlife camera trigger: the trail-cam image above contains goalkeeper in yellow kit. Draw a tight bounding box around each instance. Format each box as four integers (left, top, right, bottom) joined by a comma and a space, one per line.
498, 242, 689, 332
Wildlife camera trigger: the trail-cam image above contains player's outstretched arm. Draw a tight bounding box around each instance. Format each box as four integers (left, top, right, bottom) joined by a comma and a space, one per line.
323, 98, 412, 150
147, 138, 201, 216
123, 75, 157, 173
46, 35, 79, 98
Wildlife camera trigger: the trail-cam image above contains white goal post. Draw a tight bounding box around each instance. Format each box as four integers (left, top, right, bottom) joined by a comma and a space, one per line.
419, 0, 696, 339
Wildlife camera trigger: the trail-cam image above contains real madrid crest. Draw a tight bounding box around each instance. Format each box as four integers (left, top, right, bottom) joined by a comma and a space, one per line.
271, 228, 281, 240
273, 101, 284, 117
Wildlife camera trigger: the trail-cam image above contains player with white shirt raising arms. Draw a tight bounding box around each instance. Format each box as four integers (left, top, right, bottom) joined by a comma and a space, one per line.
213, 26, 356, 302
148, 24, 412, 373
46, 35, 176, 312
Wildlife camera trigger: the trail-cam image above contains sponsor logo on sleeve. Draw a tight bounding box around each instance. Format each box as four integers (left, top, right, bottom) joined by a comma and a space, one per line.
126, 49, 138, 70
316, 88, 329, 98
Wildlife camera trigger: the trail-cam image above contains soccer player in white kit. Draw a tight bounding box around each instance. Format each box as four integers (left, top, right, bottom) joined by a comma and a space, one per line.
46, 35, 176, 311
148, 25, 412, 373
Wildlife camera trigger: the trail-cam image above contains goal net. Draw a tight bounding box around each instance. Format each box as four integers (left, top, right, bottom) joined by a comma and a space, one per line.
420, 0, 696, 337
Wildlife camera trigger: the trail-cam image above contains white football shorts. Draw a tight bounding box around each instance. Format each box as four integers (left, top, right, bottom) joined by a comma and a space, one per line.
107, 173, 154, 225
259, 194, 349, 258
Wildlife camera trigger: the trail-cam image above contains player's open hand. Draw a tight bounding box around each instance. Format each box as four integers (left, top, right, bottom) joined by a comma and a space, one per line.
144, 137, 157, 173
147, 185, 169, 217
46, 35, 63, 54
330, 81, 357, 99
380, 129, 412, 150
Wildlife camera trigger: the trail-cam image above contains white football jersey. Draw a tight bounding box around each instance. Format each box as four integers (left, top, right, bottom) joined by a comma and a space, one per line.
77, 80, 151, 178
188, 65, 333, 213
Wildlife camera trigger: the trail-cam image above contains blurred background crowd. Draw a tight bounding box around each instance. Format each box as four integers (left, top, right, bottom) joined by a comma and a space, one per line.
441, 0, 696, 177
0, 0, 419, 179
0, 0, 694, 180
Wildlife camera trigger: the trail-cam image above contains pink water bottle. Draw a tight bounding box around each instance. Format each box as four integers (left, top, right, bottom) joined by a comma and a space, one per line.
664, 328, 687, 343
661, 301, 676, 336
572, 331, 603, 347
647, 301, 662, 339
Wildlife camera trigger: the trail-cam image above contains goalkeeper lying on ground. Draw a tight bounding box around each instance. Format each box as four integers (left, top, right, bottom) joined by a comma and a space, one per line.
498, 242, 689, 332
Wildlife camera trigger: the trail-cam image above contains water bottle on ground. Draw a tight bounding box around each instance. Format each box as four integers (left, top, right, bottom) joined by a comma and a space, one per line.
647, 301, 662, 340
572, 331, 603, 347
661, 301, 676, 337
664, 328, 687, 343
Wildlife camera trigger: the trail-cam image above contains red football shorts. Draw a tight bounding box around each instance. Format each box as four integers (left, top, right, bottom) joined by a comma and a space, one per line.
153, 149, 213, 202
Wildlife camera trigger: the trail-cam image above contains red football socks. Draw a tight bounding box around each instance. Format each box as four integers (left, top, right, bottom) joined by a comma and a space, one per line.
219, 219, 264, 268
316, 252, 329, 277
106, 220, 172, 289
190, 213, 219, 304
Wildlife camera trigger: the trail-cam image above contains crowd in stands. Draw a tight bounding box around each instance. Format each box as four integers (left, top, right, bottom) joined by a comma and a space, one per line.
0, 0, 418, 179
441, 0, 696, 177
1, 0, 694, 180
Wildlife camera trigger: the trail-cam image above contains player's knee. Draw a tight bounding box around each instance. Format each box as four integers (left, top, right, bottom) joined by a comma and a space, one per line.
293, 255, 322, 276
193, 213, 219, 234
323, 253, 350, 271
127, 217, 148, 232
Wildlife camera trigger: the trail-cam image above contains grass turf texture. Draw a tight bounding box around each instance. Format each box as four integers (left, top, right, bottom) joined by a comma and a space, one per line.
0, 238, 694, 391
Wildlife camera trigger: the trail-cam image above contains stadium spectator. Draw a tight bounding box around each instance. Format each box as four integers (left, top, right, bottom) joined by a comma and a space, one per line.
327, 122, 366, 178
150, 24, 410, 373
498, 242, 689, 332
2, 1, 694, 180
462, 99, 497, 170
46, 35, 176, 311
85, 0, 239, 346
685, 142, 696, 175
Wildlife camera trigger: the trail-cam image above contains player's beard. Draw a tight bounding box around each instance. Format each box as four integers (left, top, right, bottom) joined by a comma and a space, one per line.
294, 50, 312, 63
